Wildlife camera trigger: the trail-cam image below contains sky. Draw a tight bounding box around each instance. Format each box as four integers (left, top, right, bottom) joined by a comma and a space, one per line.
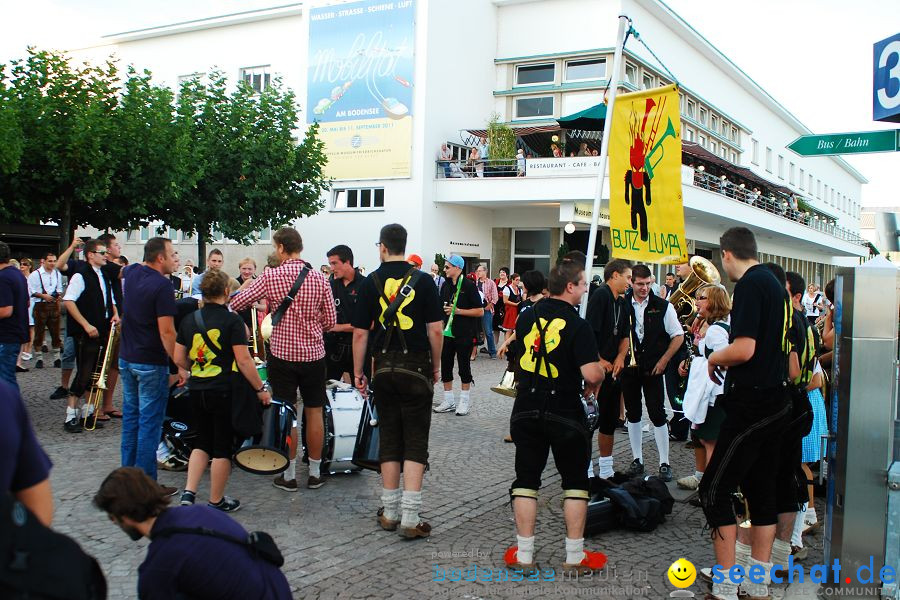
0, 0, 897, 207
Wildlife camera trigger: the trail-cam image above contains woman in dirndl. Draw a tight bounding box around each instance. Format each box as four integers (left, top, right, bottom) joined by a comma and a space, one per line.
800, 359, 828, 532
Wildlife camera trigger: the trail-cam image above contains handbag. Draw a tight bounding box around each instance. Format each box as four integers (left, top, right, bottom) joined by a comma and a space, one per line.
192, 311, 262, 438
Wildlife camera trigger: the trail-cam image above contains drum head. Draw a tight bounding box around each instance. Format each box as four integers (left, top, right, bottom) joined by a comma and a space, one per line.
234, 446, 289, 475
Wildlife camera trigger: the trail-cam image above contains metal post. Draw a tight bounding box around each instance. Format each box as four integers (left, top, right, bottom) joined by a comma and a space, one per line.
580, 15, 630, 318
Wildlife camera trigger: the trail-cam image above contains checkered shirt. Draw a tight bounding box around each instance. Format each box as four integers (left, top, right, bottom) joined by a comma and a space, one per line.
230, 258, 336, 363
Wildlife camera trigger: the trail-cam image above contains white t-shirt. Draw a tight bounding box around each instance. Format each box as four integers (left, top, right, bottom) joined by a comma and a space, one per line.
699, 317, 731, 356
802, 292, 822, 317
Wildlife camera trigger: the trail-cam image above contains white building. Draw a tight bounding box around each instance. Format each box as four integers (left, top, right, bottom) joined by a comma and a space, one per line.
72, 0, 868, 285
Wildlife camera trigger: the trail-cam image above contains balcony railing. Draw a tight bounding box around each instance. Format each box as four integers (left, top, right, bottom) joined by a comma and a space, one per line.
436, 158, 520, 178
690, 170, 868, 246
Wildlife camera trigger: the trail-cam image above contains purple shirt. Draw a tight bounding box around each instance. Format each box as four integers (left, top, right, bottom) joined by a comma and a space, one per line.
141, 505, 292, 600
120, 265, 177, 366
0, 380, 52, 493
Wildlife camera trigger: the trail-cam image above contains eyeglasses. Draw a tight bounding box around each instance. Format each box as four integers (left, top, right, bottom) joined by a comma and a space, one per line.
374, 242, 382, 247
90, 250, 108, 256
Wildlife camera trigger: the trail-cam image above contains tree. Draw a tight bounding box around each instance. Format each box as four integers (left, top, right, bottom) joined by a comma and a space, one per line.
0, 49, 120, 248
487, 113, 516, 161
167, 71, 329, 269
0, 71, 23, 175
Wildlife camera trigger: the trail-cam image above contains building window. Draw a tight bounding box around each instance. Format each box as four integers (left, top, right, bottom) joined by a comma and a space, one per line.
710, 140, 718, 154
809, 174, 814, 192
777, 155, 784, 179
333, 187, 385, 211
258, 227, 271, 241
711, 115, 719, 133
126, 230, 136, 242
516, 63, 554, 86
514, 96, 554, 119
699, 107, 708, 125
685, 127, 695, 142
765, 147, 773, 172
751, 139, 759, 164
140, 227, 150, 241
799, 168, 805, 189
240, 65, 271, 94
699, 134, 707, 148
789, 162, 795, 185
730, 126, 738, 142
731, 151, 737, 163
641, 73, 654, 90
168, 228, 179, 242
212, 230, 224, 242
817, 179, 822, 199
625, 63, 637, 85
565, 58, 605, 81
512, 229, 551, 276
686, 100, 696, 120
182, 231, 194, 242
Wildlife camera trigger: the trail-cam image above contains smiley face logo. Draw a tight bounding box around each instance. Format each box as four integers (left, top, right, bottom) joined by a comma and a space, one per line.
667, 558, 696, 588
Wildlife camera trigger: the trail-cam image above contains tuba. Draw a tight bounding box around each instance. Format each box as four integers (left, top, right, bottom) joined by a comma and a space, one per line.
83, 323, 120, 431
667, 256, 721, 324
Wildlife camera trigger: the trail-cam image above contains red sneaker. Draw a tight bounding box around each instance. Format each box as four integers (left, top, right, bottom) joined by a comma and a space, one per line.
503, 546, 538, 575
562, 550, 607, 574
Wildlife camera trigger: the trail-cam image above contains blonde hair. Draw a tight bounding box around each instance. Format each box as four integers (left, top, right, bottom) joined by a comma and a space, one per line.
238, 257, 256, 269
699, 284, 731, 322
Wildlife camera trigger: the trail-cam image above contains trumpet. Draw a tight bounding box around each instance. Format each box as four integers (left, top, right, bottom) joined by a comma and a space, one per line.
83, 323, 119, 431
667, 256, 721, 324
442, 275, 463, 338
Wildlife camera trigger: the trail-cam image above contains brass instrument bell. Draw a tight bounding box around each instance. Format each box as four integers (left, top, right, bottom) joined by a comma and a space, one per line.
667, 256, 721, 324
490, 370, 518, 398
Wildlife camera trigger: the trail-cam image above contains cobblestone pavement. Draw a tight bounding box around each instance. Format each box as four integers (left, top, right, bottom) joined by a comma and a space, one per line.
17, 353, 825, 599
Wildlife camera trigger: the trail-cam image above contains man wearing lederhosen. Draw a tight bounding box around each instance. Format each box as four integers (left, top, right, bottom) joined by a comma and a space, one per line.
28, 251, 64, 369
325, 245, 362, 382
504, 256, 607, 574
585, 259, 632, 479
700, 228, 792, 600
62, 239, 119, 433
621, 264, 684, 482
352, 224, 444, 539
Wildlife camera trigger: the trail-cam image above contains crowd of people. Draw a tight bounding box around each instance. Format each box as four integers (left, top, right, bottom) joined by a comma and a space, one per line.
0, 223, 837, 599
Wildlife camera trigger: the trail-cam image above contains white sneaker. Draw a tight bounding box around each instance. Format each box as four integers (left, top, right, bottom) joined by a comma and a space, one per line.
20, 352, 32, 361
455, 398, 470, 416
433, 400, 456, 413
676, 474, 701, 490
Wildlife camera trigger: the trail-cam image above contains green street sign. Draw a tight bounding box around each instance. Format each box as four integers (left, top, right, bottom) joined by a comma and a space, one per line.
788, 129, 900, 156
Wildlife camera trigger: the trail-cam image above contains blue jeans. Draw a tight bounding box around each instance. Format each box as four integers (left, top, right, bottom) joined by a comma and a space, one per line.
119, 359, 169, 480
482, 311, 496, 357
0, 342, 19, 391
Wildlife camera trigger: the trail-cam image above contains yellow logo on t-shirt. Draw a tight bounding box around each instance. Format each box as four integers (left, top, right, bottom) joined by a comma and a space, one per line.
378, 277, 416, 330
190, 330, 223, 378
519, 317, 566, 378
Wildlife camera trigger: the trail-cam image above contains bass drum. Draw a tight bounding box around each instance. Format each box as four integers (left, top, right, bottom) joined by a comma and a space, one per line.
301, 381, 364, 474
234, 400, 296, 475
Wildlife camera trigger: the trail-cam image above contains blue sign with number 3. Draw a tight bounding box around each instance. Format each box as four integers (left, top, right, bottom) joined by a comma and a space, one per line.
874, 33, 900, 123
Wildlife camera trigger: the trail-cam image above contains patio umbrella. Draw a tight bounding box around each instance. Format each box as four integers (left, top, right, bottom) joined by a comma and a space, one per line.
557, 103, 607, 131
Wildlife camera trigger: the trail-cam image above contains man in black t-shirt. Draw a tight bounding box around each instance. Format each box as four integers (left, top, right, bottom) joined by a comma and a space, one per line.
325, 245, 363, 382
505, 258, 607, 575
352, 224, 443, 540
0, 242, 29, 391
434, 255, 483, 416
699, 228, 792, 600
584, 259, 632, 479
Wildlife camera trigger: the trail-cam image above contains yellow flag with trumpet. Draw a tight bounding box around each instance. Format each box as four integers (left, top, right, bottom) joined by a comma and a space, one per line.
608, 84, 687, 264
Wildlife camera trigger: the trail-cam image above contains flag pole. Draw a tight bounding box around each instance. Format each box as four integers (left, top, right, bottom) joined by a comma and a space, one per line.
580, 14, 630, 318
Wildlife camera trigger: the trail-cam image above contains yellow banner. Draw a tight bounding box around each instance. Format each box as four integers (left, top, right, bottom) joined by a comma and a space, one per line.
608, 84, 687, 264
318, 117, 412, 180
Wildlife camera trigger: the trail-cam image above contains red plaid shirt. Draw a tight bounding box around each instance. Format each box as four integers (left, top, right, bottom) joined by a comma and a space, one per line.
230, 258, 336, 363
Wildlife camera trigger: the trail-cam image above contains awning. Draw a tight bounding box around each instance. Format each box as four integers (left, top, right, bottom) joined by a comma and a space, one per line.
557, 103, 607, 131
464, 124, 561, 139
682, 142, 793, 196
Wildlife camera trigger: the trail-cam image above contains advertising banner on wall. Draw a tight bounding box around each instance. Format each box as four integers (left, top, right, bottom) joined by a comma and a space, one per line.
307, 0, 416, 180
608, 84, 687, 264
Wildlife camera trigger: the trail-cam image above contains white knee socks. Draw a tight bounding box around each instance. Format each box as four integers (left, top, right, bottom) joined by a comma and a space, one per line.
653, 424, 670, 465
627, 422, 643, 462
381, 488, 401, 521
741, 557, 772, 598
565, 537, 585, 565
598, 456, 614, 479
516, 535, 535, 564
791, 502, 807, 547
772, 538, 792, 569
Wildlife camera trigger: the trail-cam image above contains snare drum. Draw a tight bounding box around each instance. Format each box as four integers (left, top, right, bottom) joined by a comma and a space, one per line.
234, 400, 296, 475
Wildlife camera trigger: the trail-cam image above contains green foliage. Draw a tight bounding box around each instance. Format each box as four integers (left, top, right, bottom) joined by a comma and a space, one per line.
487, 113, 516, 160
0, 72, 23, 175
434, 253, 446, 271
556, 242, 570, 264
166, 72, 330, 267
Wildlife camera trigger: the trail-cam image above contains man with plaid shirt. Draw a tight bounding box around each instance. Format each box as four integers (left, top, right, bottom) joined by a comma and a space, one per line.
231, 227, 336, 490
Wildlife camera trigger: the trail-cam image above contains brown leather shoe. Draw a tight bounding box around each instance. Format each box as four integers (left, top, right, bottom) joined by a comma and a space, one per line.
377, 507, 399, 531
398, 521, 431, 539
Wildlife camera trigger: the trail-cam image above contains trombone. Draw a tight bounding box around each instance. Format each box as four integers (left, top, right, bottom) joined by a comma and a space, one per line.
84, 323, 119, 431
442, 275, 463, 338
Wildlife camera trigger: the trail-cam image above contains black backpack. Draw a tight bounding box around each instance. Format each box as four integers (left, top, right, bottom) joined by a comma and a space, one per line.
587, 476, 667, 533
0, 494, 107, 599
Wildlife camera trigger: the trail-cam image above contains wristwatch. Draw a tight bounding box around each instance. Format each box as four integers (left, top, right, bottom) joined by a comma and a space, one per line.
255, 381, 270, 393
